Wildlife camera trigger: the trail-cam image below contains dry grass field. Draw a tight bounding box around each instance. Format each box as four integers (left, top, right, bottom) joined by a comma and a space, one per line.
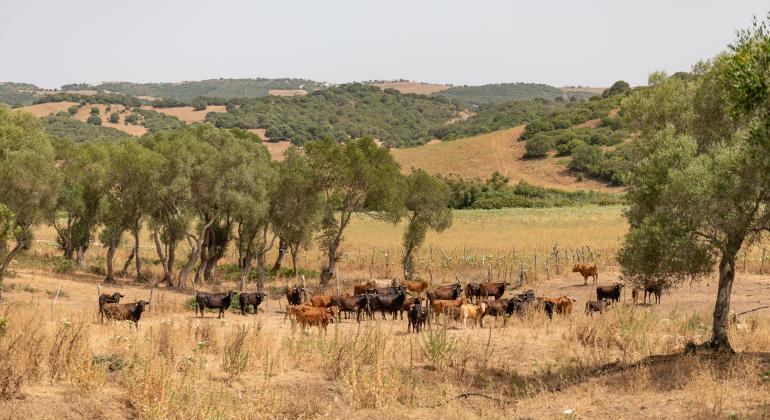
146, 105, 227, 123
2, 206, 770, 418
371, 82, 451, 95
391, 126, 619, 191
268, 89, 308, 97
561, 87, 606, 95
17, 101, 78, 117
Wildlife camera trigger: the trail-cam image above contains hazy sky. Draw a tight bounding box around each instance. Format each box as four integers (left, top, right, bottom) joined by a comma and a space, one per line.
1, 1, 767, 88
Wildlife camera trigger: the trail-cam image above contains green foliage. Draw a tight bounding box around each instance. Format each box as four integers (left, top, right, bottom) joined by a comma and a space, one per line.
52, 256, 77, 274
109, 112, 120, 123
90, 107, 99, 116
41, 116, 129, 142
618, 16, 770, 347
523, 133, 556, 158
433, 83, 583, 106
191, 99, 208, 111
0, 317, 6, 336
602, 80, 631, 98
440, 173, 623, 209
86, 115, 101, 125
35, 92, 141, 108
0, 82, 40, 106
124, 113, 139, 125
438, 100, 553, 140
521, 96, 622, 140
306, 137, 404, 279
73, 78, 326, 101
402, 170, 452, 277
205, 84, 459, 147
67, 105, 80, 115
131, 108, 185, 132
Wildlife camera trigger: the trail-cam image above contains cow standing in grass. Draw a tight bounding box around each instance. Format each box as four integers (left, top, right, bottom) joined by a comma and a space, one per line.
195, 290, 235, 318
98, 292, 124, 323
573, 263, 599, 285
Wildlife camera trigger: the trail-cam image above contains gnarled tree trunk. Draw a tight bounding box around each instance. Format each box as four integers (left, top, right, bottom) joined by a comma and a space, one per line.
105, 234, 119, 284
272, 238, 287, 272
708, 248, 738, 352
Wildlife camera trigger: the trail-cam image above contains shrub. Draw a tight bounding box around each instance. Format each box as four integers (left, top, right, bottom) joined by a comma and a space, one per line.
109, 112, 120, 123
52, 257, 77, 274
124, 113, 139, 124
524, 134, 554, 158
67, 105, 80, 115
90, 107, 100, 116
86, 115, 101, 125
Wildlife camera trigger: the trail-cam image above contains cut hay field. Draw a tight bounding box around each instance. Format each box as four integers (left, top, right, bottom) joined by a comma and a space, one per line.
2, 203, 770, 417
391, 125, 619, 192
146, 105, 227, 123
17, 101, 78, 117
371, 82, 451, 95
561, 86, 606, 95
268, 89, 308, 97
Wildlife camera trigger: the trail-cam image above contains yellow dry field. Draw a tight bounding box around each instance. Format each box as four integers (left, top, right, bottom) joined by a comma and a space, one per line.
136, 95, 160, 101
148, 105, 227, 123
262, 140, 294, 161
268, 89, 308, 97
16, 101, 78, 117
73, 104, 147, 136
391, 125, 620, 191
561, 86, 606, 94
4, 207, 770, 417
372, 82, 451, 95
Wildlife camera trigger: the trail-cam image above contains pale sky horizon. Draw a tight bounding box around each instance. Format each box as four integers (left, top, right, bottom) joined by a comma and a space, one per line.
1, 1, 767, 89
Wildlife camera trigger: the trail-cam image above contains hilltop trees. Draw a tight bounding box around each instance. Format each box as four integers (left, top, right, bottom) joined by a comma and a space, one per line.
0, 107, 60, 296
306, 137, 404, 284
618, 16, 770, 352
401, 169, 452, 279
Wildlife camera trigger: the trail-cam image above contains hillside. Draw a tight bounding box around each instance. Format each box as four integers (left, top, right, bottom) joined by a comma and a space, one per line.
370, 81, 451, 95
63, 78, 326, 101
205, 83, 460, 147
433, 83, 595, 106
391, 125, 619, 192
41, 115, 132, 141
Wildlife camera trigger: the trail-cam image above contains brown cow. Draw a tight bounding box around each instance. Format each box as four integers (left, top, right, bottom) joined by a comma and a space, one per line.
398, 296, 417, 320
402, 280, 429, 295
430, 298, 467, 319
460, 302, 487, 329
309, 295, 334, 308
296, 306, 334, 333
555, 296, 576, 315
573, 263, 598, 285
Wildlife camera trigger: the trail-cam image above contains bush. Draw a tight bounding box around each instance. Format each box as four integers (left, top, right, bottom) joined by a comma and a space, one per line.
90, 107, 100, 116
524, 134, 554, 158
67, 105, 80, 115
109, 112, 120, 123
124, 113, 139, 124
192, 99, 208, 111
52, 257, 77, 274
86, 115, 102, 125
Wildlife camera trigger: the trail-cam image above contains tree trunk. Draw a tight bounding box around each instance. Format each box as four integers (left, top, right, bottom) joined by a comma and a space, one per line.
76, 246, 86, 269
133, 227, 142, 281
272, 238, 287, 272
321, 238, 340, 285
121, 249, 135, 277
402, 242, 415, 280
178, 237, 201, 291
291, 246, 299, 280
166, 242, 176, 287
105, 235, 118, 284
708, 249, 738, 352
0, 241, 23, 300
256, 252, 266, 292
239, 248, 253, 291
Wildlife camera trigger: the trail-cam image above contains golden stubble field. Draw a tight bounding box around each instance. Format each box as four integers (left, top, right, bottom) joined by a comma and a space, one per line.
2, 206, 770, 418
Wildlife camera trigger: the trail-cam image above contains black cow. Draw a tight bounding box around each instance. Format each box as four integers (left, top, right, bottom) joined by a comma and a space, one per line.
480, 298, 510, 327
408, 298, 430, 333
99, 292, 124, 323
239, 292, 266, 315
585, 300, 607, 317
333, 294, 371, 323
516, 289, 536, 302
465, 283, 482, 303
195, 290, 235, 318
102, 300, 148, 329
645, 282, 662, 304
366, 285, 406, 296
286, 286, 306, 306
596, 283, 624, 304
543, 300, 555, 319
369, 288, 406, 320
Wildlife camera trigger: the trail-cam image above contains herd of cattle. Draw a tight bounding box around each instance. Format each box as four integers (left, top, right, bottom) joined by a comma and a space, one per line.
97, 263, 665, 332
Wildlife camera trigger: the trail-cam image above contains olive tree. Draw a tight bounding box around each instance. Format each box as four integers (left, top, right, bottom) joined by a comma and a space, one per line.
272, 146, 323, 280
618, 16, 770, 352
306, 137, 404, 284
101, 142, 163, 283
52, 141, 110, 265
0, 107, 60, 295
401, 169, 452, 279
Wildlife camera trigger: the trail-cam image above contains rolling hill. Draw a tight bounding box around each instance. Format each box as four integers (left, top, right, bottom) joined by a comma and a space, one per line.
390, 125, 619, 192
432, 83, 597, 106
